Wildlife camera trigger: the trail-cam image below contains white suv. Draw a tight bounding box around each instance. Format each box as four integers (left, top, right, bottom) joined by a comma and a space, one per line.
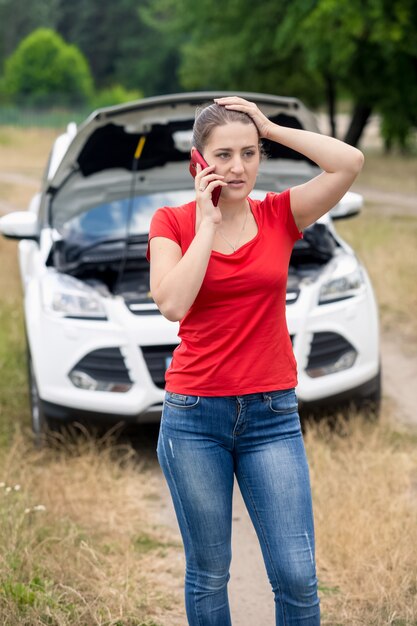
0, 92, 380, 438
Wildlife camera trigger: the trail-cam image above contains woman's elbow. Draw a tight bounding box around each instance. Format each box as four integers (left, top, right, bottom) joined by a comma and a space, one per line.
349, 148, 365, 174
151, 291, 183, 322
161, 306, 183, 323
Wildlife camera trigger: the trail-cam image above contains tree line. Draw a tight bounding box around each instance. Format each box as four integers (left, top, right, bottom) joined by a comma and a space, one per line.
0, 0, 416, 150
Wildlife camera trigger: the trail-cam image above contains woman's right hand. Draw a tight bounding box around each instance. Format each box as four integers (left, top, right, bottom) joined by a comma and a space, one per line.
195, 163, 227, 225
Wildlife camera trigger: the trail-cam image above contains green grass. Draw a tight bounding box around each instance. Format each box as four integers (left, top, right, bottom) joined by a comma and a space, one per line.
0, 105, 91, 129
133, 531, 182, 555
0, 301, 28, 444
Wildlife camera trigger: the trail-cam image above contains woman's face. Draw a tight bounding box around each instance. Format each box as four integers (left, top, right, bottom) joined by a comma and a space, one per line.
202, 121, 260, 203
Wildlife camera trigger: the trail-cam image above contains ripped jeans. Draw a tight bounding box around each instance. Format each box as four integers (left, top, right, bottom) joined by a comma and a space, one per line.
157, 388, 320, 626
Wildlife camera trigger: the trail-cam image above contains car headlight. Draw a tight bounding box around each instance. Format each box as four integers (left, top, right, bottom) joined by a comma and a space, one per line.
319, 257, 365, 305
41, 271, 107, 319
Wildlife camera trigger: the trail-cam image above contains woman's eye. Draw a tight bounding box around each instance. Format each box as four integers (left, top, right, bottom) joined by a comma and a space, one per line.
244, 150, 255, 158
217, 153, 230, 159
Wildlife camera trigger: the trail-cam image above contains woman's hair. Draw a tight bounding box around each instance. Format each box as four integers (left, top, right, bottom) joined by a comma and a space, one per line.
192, 102, 263, 155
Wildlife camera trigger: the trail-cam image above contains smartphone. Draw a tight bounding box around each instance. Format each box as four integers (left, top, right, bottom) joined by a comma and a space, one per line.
189, 149, 222, 206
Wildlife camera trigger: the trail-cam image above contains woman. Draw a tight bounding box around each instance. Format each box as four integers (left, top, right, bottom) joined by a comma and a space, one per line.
147, 96, 364, 625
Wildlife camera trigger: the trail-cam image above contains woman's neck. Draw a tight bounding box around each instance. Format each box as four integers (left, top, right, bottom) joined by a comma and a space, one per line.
218, 198, 249, 222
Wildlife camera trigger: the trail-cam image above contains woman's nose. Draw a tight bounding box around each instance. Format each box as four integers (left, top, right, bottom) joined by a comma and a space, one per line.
230, 157, 244, 173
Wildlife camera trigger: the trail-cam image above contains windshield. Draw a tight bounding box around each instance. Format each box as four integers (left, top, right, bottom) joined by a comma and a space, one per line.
58, 191, 196, 245
56, 188, 272, 246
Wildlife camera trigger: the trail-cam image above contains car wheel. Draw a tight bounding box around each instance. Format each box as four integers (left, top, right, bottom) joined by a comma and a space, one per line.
27, 345, 49, 446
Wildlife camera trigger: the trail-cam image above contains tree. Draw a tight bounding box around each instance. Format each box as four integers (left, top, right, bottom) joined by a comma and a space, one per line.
3, 28, 94, 106
0, 0, 58, 72
0, 0, 182, 99
141, 0, 323, 107
143, 0, 417, 149
55, 0, 182, 95
279, 0, 417, 149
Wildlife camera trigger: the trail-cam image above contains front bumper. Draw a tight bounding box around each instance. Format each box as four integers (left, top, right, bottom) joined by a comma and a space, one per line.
41, 398, 164, 424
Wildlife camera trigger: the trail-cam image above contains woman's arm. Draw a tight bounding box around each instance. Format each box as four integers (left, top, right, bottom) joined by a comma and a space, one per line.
150, 219, 216, 322
265, 125, 364, 230
150, 163, 226, 322
214, 97, 364, 230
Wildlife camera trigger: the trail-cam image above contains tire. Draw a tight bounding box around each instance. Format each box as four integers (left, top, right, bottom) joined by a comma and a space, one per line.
26, 344, 49, 446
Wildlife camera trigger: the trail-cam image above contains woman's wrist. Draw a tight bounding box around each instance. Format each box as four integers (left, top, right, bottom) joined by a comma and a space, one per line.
199, 216, 220, 231
262, 122, 285, 142
259, 120, 275, 140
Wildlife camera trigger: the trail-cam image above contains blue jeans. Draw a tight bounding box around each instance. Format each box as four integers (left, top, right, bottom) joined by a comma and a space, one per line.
157, 388, 320, 625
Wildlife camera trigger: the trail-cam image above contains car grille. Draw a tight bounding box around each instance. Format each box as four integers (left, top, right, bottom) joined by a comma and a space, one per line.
71, 348, 132, 384
141, 344, 178, 388
127, 302, 161, 315
306, 332, 355, 371
286, 290, 300, 304
142, 339, 294, 388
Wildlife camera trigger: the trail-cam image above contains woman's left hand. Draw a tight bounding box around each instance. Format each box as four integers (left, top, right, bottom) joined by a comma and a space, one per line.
214, 96, 273, 139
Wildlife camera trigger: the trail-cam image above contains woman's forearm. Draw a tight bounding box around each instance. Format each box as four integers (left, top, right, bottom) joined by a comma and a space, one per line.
265, 123, 364, 174
152, 218, 217, 322
213, 96, 364, 175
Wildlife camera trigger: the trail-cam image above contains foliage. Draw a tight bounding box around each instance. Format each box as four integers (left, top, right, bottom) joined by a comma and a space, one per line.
142, 0, 417, 150
266, 0, 417, 149
2, 28, 93, 106
54, 0, 182, 95
0, 0, 58, 72
90, 85, 143, 110
140, 0, 323, 107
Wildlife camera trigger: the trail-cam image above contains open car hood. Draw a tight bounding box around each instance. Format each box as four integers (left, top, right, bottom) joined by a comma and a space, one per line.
46, 91, 320, 193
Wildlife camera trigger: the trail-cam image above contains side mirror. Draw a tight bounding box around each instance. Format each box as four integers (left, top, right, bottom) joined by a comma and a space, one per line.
0, 211, 38, 240
330, 191, 363, 220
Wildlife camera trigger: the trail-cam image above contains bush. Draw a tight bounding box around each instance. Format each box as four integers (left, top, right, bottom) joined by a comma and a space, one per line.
2, 28, 93, 107
90, 84, 143, 110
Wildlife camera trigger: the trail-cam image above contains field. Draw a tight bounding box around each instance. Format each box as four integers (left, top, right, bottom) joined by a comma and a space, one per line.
0, 127, 416, 625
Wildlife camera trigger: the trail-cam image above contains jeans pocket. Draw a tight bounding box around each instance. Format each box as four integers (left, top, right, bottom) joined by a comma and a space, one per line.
164, 392, 200, 409
266, 388, 298, 414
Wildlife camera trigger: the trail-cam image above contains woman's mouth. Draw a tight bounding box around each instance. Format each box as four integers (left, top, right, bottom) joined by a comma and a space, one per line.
227, 180, 245, 188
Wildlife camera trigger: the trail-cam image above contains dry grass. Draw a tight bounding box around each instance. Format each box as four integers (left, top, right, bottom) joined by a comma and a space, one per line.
0, 237, 21, 299
356, 149, 417, 195
0, 417, 415, 625
0, 127, 59, 211
0, 427, 183, 625
0, 179, 41, 212
305, 414, 417, 625
0, 127, 58, 178
337, 211, 417, 347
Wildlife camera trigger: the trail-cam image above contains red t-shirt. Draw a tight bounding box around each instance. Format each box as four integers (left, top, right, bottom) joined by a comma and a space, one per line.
146, 189, 302, 395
